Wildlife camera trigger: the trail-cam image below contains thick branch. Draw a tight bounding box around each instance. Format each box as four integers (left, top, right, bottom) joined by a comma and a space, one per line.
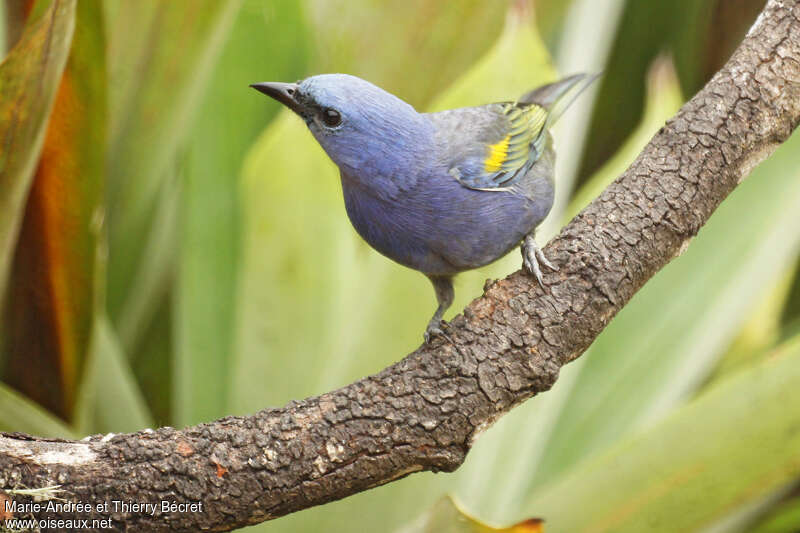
3, 1, 800, 531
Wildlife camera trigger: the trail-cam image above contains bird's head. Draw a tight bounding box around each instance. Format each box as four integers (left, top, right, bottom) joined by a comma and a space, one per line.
251, 74, 430, 178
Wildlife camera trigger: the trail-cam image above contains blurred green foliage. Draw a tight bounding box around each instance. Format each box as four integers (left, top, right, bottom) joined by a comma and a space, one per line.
1, 1, 799, 532
576, 0, 766, 186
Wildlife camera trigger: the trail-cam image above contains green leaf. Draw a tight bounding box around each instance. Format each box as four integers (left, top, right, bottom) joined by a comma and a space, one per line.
575, 0, 762, 188
307, 0, 509, 109
2, 0, 105, 420
115, 176, 179, 426
115, 174, 180, 351
670, 0, 766, 98
73, 314, 153, 434
104, 0, 242, 339
707, 267, 797, 383
780, 258, 800, 332
0, 382, 76, 438
0, 0, 75, 304
173, 0, 310, 426
413, 496, 544, 533
574, 0, 676, 184
525, 335, 800, 533
565, 56, 683, 219
428, 9, 555, 111
533, 0, 579, 48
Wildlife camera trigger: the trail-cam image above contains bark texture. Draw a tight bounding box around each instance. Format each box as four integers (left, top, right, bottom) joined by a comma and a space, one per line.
2, 1, 800, 531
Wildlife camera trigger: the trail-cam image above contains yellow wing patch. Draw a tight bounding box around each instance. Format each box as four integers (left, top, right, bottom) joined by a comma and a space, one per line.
485, 135, 511, 172
482, 103, 548, 177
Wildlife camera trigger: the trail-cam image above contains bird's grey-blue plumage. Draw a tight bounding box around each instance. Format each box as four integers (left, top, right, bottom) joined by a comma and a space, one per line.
251, 72, 596, 342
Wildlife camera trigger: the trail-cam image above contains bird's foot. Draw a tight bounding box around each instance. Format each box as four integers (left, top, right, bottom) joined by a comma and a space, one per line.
522, 235, 558, 288
424, 319, 452, 344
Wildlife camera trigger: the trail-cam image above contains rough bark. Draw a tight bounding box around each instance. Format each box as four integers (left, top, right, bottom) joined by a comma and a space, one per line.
2, 1, 800, 531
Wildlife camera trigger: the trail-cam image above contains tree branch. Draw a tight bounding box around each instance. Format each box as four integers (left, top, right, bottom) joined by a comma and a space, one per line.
2, 1, 800, 531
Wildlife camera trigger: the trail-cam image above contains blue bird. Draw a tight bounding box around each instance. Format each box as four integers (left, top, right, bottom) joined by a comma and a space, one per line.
251, 73, 596, 342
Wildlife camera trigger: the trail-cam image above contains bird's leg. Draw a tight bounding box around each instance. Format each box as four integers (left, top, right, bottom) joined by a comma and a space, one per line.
521, 233, 558, 288
424, 275, 454, 344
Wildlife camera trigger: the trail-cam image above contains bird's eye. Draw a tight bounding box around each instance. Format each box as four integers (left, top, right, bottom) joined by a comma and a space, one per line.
321, 108, 342, 127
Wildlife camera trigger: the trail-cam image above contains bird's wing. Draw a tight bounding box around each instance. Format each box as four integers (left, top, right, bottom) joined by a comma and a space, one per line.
431, 74, 597, 192
435, 102, 548, 191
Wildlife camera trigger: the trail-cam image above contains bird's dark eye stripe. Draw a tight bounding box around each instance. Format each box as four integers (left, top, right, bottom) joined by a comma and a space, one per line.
322, 108, 342, 127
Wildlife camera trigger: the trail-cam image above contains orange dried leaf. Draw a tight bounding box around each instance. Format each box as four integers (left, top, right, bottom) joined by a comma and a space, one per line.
2, 0, 104, 419
0, 0, 76, 301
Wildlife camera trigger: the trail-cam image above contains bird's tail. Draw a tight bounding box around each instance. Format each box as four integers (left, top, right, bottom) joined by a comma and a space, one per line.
518, 73, 599, 130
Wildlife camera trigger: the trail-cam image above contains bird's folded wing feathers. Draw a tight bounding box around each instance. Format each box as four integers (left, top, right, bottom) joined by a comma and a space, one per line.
437, 73, 597, 192
442, 102, 548, 191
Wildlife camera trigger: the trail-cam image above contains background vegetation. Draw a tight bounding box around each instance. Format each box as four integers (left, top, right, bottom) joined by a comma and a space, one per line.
2, 0, 800, 531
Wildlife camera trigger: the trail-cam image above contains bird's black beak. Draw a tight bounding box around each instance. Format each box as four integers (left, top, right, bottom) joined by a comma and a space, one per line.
250, 82, 302, 114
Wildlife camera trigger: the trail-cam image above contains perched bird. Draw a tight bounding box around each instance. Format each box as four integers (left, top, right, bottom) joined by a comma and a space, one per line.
251, 73, 596, 343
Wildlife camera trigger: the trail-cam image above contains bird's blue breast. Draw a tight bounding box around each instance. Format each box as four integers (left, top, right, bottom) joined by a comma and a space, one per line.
340, 165, 553, 276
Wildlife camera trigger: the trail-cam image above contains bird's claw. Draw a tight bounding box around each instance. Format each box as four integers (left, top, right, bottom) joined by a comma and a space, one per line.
424, 319, 451, 344
522, 236, 558, 288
